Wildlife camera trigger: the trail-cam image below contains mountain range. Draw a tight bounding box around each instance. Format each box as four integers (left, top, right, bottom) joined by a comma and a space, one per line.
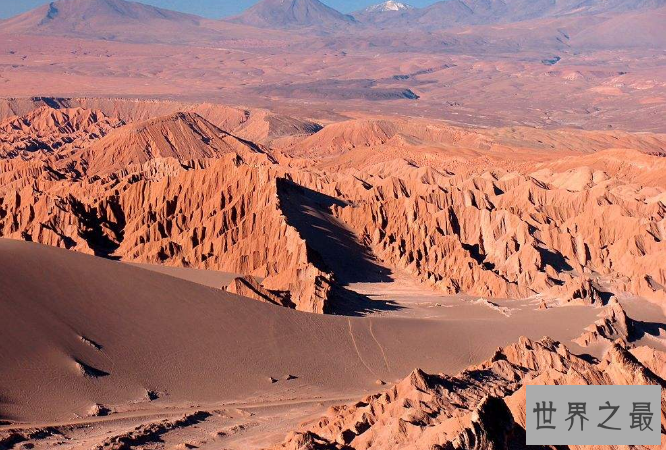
2, 0, 665, 36
227, 0, 666, 30
381, 0, 666, 30
0, 0, 285, 43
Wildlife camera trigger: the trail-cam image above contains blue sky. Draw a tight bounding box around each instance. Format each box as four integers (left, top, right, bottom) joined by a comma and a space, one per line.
0, 0, 440, 19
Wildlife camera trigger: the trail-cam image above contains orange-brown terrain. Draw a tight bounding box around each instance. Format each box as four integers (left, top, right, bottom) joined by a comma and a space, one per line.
0, 0, 665, 449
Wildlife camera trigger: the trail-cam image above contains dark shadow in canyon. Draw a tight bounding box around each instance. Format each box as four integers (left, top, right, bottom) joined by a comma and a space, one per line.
277, 178, 393, 285
277, 178, 401, 316
631, 319, 666, 342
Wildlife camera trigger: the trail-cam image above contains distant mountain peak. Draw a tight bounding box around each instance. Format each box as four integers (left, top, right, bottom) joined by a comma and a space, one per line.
0, 0, 214, 44
29, 0, 200, 23
229, 0, 357, 29
363, 1, 414, 13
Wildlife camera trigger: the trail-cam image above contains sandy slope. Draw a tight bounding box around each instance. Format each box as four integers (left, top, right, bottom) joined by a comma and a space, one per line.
0, 239, 602, 424
274, 337, 666, 449
126, 263, 242, 290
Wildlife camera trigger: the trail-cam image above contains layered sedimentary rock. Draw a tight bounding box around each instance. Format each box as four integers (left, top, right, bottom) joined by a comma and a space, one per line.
274, 337, 666, 450
551, 277, 606, 306
0, 98, 323, 146
280, 117, 666, 169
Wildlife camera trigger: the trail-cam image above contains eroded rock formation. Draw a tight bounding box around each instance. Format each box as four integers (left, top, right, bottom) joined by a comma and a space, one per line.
329, 165, 666, 301
0, 105, 123, 160
274, 337, 666, 449
574, 297, 633, 347
1, 103, 666, 312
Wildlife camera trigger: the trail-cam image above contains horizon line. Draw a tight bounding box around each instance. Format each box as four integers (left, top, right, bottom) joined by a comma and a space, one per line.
0, 0, 430, 21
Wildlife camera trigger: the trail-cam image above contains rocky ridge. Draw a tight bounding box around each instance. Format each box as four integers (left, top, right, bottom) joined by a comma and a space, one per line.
1, 104, 665, 312
574, 297, 633, 347
0, 106, 123, 161
274, 337, 666, 449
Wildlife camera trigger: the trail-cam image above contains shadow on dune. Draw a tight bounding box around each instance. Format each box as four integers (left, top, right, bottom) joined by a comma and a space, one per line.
0, 392, 18, 424
328, 285, 403, 317
276, 178, 402, 316
631, 319, 666, 341
277, 178, 393, 285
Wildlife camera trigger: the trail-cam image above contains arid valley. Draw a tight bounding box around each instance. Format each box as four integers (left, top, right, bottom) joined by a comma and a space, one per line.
0, 0, 665, 449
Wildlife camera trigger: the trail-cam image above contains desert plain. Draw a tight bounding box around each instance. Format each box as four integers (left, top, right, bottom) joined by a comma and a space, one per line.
0, 0, 666, 449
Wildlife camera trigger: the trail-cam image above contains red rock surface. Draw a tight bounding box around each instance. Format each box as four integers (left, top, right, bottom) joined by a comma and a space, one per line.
1, 104, 665, 312
274, 337, 666, 449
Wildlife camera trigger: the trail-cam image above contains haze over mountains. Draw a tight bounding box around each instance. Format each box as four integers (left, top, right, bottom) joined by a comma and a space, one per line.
2, 0, 665, 35
384, 0, 666, 29
232, 0, 666, 30
0, 0, 285, 43
228, 0, 666, 30
0, 0, 664, 59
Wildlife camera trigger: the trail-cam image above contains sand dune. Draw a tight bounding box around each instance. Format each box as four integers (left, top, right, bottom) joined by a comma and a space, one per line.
0, 238, 603, 424
126, 262, 242, 290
